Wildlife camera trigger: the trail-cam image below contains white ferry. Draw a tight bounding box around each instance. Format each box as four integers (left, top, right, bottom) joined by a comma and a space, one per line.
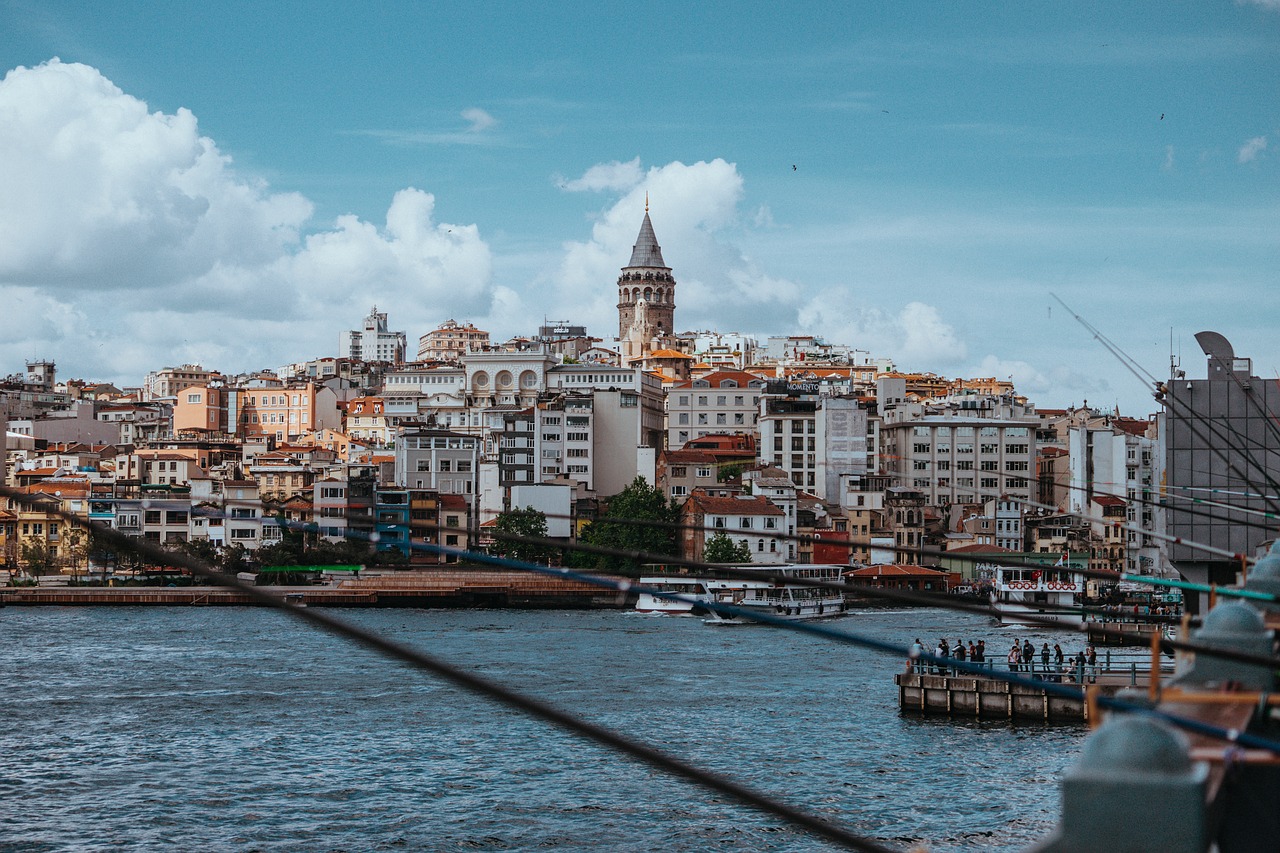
990, 562, 1087, 625
700, 564, 849, 625
634, 576, 714, 616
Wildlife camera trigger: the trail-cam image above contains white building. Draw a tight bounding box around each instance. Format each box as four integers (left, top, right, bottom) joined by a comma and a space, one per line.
340, 306, 406, 364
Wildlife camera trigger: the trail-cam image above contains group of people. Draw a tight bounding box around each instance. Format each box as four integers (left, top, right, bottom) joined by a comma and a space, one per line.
1005, 640, 1098, 683
907, 637, 986, 674
907, 637, 1099, 683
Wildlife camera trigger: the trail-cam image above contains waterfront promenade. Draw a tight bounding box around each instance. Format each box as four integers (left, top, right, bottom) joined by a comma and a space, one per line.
0, 569, 627, 608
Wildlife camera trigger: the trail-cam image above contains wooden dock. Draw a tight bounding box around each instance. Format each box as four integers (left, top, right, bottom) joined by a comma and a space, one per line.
0, 569, 629, 609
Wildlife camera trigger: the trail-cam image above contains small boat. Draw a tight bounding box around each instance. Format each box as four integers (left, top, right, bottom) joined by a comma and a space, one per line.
990, 562, 1087, 625
282, 592, 307, 607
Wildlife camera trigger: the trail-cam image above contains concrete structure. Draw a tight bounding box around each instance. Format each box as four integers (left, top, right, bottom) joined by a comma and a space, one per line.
143, 364, 216, 401
665, 371, 767, 449
758, 392, 868, 503
878, 388, 1037, 510
1164, 332, 1280, 606
417, 319, 489, 362
341, 306, 406, 364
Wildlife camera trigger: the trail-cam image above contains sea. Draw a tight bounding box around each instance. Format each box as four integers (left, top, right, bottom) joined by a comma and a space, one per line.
0, 606, 1095, 852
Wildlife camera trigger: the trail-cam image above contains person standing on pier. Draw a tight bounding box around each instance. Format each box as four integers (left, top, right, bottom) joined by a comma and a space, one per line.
1053, 644, 1065, 682
1086, 644, 1098, 683
967, 641, 977, 664
954, 640, 967, 670
1008, 642, 1021, 672
908, 638, 924, 673
1022, 640, 1035, 673
975, 640, 985, 663
934, 639, 947, 674
1040, 643, 1050, 674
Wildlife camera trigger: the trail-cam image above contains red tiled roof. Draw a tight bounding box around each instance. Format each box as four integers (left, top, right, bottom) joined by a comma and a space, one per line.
684, 491, 784, 516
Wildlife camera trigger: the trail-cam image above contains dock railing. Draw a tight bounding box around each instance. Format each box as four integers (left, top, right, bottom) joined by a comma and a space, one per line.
911, 651, 1176, 686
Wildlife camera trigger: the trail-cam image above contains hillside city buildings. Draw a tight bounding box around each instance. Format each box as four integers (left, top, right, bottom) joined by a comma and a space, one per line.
2, 210, 1274, 613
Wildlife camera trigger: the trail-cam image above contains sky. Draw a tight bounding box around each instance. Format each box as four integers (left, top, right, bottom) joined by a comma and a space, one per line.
1, 1, 1277, 417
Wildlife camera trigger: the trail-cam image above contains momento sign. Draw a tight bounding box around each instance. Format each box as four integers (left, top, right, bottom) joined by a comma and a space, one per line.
767, 380, 821, 396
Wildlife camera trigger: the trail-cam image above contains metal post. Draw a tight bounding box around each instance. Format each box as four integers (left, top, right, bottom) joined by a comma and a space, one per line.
1130, 663, 1136, 687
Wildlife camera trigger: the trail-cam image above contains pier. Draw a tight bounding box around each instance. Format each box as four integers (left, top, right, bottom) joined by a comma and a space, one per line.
0, 569, 629, 609
895, 658, 1167, 723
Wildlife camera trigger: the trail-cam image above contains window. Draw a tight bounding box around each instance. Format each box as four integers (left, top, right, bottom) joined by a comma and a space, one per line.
416, 460, 431, 472
696, 467, 712, 479
671, 466, 687, 478
187, 393, 201, 404
439, 459, 452, 472
713, 517, 726, 528
230, 528, 257, 539
567, 432, 589, 442
740, 518, 753, 529
757, 539, 764, 552
144, 511, 161, 524
671, 485, 688, 497
457, 460, 473, 473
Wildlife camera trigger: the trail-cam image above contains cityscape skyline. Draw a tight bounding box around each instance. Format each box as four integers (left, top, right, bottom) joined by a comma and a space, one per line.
1, 1, 1277, 416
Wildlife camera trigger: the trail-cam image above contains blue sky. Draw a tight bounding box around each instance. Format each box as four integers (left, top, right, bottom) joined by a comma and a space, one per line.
1, 0, 1276, 415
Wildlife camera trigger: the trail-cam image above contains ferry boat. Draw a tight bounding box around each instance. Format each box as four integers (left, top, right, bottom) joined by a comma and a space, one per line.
990, 562, 1087, 625
634, 576, 714, 616
700, 564, 848, 625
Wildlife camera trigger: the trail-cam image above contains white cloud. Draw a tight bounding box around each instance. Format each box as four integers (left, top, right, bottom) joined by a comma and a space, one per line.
1236, 0, 1280, 9
0, 59, 497, 383
1237, 136, 1267, 163
462, 107, 496, 133
797, 298, 968, 369
545, 158, 971, 372
556, 157, 644, 192
1162, 145, 1175, 171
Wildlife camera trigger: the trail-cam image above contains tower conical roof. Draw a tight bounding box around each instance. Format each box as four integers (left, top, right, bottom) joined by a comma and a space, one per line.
626, 212, 668, 269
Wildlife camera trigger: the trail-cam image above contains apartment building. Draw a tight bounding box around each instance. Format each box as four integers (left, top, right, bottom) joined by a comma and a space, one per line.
877, 386, 1037, 511
417, 319, 489, 362
340, 306, 406, 364
680, 489, 786, 564
665, 370, 767, 449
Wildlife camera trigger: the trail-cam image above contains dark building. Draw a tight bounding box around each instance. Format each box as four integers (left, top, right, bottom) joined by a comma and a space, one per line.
1165, 332, 1280, 609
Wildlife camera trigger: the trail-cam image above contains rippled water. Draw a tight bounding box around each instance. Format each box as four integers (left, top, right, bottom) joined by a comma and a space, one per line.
0, 606, 1090, 852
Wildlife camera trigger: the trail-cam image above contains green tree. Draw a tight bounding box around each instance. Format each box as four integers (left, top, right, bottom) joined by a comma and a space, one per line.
716, 462, 748, 483
575, 476, 679, 573
492, 507, 554, 565
703, 532, 752, 563
20, 539, 53, 577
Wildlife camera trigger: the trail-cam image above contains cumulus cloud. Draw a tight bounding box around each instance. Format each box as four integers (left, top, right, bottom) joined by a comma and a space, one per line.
556, 157, 644, 192
0, 59, 496, 383
545, 157, 971, 371
1237, 136, 1267, 163
797, 298, 968, 369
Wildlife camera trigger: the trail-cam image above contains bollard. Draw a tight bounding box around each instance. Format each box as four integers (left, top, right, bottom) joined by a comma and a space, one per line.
1172, 601, 1275, 690
1025, 716, 1208, 853
1129, 663, 1136, 687
1242, 549, 1280, 614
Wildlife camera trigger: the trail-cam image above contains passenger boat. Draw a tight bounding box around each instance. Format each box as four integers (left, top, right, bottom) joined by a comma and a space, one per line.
634, 576, 714, 616
700, 564, 848, 625
990, 562, 1087, 625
